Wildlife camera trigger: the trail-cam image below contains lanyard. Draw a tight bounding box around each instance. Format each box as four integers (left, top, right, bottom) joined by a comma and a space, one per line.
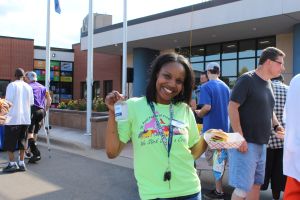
149, 102, 174, 158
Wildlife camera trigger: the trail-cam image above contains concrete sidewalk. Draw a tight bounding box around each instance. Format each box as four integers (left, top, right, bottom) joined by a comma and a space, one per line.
37, 126, 275, 199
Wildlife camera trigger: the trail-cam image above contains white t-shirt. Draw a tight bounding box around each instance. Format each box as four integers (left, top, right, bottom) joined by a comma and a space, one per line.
283, 74, 300, 181
5, 80, 34, 125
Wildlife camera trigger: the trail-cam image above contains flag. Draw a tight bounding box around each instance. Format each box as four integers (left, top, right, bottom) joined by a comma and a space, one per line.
54, 0, 61, 14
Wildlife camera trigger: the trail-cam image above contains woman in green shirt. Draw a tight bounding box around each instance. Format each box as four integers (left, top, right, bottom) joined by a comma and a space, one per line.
105, 53, 207, 200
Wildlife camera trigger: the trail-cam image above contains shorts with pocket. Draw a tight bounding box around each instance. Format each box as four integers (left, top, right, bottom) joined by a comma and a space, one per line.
228, 143, 266, 192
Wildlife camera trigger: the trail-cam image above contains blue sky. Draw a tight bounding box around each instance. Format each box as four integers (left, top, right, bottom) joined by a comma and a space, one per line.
0, 0, 204, 48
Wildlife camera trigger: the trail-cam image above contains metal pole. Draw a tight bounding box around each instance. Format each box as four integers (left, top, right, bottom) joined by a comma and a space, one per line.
45, 0, 51, 131
122, 0, 127, 95
86, 0, 93, 136
46, 0, 50, 100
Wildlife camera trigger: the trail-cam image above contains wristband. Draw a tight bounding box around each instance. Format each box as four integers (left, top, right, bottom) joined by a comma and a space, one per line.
273, 124, 279, 131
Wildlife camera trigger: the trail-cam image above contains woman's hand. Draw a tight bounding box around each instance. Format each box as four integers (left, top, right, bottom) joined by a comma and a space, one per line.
105, 91, 125, 112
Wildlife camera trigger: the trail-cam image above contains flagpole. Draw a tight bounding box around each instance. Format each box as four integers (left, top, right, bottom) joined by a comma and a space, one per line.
86, 0, 93, 136
45, 0, 51, 129
122, 0, 127, 95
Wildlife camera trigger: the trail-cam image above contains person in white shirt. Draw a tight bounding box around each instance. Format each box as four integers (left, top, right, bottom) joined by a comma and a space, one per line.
2, 68, 34, 173
283, 73, 300, 199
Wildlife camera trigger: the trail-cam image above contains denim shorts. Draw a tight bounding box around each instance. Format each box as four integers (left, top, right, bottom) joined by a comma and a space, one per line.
228, 143, 266, 192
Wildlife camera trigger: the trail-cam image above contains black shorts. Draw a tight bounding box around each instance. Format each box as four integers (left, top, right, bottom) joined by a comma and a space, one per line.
28, 106, 46, 134
3, 125, 28, 152
261, 148, 287, 191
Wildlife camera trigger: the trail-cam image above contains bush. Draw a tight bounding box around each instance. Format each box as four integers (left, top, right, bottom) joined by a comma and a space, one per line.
57, 102, 67, 109
67, 100, 76, 110
77, 99, 87, 111
57, 97, 107, 112
93, 96, 107, 112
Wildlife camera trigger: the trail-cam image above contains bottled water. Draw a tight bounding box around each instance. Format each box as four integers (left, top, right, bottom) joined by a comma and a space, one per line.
114, 100, 128, 121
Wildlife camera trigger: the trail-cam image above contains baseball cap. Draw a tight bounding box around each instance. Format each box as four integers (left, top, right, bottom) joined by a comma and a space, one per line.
26, 71, 37, 81
206, 62, 220, 71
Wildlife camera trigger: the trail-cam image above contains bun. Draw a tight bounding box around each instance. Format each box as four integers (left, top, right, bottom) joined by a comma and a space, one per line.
0, 99, 5, 109
207, 129, 228, 142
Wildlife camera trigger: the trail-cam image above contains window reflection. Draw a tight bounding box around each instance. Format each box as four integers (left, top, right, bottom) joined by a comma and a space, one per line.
239, 59, 256, 76
239, 40, 255, 58
190, 46, 204, 62
192, 62, 204, 72
206, 44, 220, 61
222, 42, 237, 59
257, 37, 276, 56
222, 60, 237, 76
176, 36, 275, 88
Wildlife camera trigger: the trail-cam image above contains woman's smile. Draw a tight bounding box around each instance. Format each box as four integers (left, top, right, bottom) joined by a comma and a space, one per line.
156, 62, 185, 104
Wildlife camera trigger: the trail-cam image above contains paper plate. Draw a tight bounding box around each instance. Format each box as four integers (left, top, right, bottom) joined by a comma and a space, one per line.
204, 131, 245, 149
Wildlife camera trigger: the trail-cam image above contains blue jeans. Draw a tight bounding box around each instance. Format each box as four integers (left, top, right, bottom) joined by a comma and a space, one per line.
154, 192, 201, 200
228, 143, 266, 192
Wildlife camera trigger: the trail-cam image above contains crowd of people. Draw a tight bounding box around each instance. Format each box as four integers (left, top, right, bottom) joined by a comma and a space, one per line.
105, 48, 300, 200
0, 68, 51, 172
0, 46, 299, 199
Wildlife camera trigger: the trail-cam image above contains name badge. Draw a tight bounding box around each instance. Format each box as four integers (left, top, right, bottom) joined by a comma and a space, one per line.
171, 119, 186, 128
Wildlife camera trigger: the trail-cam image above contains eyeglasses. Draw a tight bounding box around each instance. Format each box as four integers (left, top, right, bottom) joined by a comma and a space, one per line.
272, 60, 284, 66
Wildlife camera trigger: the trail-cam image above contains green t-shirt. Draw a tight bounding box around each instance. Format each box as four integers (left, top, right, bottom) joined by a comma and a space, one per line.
118, 97, 201, 200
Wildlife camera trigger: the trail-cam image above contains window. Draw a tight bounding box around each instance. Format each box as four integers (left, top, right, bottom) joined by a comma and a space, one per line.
176, 36, 275, 88
104, 80, 113, 99
206, 44, 220, 61
239, 59, 256, 76
190, 46, 205, 62
239, 40, 256, 58
222, 60, 237, 77
257, 37, 276, 56
81, 81, 100, 99
222, 42, 237, 59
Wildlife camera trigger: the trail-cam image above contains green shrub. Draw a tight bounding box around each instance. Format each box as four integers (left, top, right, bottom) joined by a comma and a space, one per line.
93, 96, 107, 112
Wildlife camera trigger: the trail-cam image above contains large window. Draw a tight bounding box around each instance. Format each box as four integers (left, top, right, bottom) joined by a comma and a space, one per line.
176, 36, 276, 88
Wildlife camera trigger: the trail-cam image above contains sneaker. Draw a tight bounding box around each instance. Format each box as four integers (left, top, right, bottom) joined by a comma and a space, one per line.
25, 151, 32, 159
2, 163, 19, 173
28, 155, 41, 163
203, 189, 225, 200
18, 164, 26, 172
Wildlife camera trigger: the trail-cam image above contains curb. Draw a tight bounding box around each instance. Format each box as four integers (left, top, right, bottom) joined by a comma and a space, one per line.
38, 134, 87, 151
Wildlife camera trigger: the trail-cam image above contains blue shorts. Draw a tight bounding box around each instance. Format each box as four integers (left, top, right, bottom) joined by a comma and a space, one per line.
228, 143, 266, 192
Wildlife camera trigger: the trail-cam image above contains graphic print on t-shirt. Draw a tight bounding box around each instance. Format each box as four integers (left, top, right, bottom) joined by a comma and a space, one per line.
138, 112, 187, 146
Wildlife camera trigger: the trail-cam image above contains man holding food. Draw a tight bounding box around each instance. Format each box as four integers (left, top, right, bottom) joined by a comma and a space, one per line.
228, 47, 285, 200
196, 62, 230, 200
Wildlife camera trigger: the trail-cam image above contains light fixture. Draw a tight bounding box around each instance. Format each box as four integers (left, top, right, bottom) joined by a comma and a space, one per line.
52, 53, 56, 57
227, 44, 236, 48
259, 40, 270, 44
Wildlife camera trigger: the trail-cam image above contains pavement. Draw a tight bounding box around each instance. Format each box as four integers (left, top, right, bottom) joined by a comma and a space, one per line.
36, 125, 276, 199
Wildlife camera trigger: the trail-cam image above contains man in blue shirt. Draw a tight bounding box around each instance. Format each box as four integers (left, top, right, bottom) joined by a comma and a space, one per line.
195, 62, 230, 200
